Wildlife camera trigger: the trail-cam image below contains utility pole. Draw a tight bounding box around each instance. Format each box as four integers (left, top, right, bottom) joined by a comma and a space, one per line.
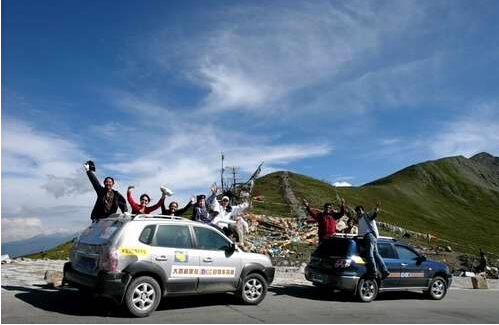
221, 152, 225, 191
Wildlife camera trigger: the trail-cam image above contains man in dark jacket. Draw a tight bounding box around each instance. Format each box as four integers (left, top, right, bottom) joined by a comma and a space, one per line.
162, 197, 195, 216
84, 161, 127, 220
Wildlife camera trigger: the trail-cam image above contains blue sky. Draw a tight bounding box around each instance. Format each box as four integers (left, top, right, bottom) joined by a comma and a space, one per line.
2, 1, 499, 242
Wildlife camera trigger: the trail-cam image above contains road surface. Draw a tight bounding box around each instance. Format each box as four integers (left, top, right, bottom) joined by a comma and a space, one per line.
2, 283, 499, 323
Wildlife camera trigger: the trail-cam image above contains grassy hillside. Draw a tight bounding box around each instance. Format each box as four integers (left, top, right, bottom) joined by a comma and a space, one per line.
252, 154, 499, 254
24, 238, 75, 260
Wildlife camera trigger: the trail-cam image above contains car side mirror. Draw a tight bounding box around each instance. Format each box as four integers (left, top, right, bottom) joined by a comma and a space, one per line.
416, 255, 426, 264
226, 242, 236, 252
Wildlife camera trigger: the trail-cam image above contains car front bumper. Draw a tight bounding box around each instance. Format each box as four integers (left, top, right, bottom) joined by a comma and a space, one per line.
264, 267, 275, 284
304, 266, 360, 292
63, 262, 131, 303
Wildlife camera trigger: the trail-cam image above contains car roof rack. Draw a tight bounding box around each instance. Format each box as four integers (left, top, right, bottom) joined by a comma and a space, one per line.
132, 214, 190, 221
329, 233, 359, 238
327, 234, 397, 241
378, 236, 396, 241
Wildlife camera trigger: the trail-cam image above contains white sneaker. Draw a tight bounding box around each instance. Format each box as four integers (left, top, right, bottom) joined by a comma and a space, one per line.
160, 186, 173, 196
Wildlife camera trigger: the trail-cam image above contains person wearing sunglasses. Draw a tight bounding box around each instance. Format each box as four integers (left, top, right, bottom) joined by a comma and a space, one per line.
127, 185, 168, 214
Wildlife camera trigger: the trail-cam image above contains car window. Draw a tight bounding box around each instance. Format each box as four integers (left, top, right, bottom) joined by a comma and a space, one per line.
139, 225, 156, 244
194, 227, 230, 250
378, 243, 397, 259
313, 239, 356, 257
395, 245, 419, 260
78, 219, 124, 245
152, 225, 192, 249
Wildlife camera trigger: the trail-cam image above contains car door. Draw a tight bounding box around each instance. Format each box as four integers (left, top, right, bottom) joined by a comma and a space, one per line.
193, 225, 242, 293
377, 242, 400, 288
148, 224, 200, 293
394, 244, 428, 288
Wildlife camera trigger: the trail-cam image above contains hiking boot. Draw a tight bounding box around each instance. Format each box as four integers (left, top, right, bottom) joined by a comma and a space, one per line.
381, 271, 390, 279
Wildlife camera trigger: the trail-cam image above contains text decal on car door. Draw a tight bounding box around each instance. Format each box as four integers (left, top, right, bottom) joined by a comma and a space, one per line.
171, 266, 236, 278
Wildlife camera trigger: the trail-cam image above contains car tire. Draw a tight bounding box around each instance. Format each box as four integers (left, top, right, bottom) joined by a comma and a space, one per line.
357, 278, 378, 302
426, 276, 447, 300
240, 273, 267, 305
124, 276, 161, 317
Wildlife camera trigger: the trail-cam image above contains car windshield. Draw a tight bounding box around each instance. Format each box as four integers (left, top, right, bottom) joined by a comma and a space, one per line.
78, 219, 124, 245
312, 238, 357, 257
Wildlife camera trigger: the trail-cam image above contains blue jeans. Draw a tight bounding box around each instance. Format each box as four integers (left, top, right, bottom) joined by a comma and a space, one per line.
364, 233, 388, 276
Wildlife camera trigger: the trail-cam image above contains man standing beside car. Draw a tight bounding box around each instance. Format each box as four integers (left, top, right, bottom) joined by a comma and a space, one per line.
84, 160, 128, 221
303, 198, 346, 243
356, 201, 390, 279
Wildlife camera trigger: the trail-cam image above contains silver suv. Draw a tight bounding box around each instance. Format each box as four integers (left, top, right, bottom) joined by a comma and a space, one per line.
63, 213, 274, 317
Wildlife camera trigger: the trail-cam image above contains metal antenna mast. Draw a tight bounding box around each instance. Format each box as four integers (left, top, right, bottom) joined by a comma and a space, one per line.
221, 152, 225, 191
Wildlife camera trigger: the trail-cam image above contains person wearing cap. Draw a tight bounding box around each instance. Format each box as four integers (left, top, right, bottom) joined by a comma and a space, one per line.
127, 186, 168, 215
161, 195, 195, 216
303, 198, 346, 243
192, 193, 216, 224
83, 160, 127, 220
211, 195, 250, 245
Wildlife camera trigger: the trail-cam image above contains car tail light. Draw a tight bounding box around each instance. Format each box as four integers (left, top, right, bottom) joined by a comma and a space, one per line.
350, 255, 366, 265
100, 246, 118, 272
334, 258, 352, 268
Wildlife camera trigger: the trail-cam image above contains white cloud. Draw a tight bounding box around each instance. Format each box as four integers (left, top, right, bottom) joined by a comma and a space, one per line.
152, 1, 428, 114
1, 217, 71, 242
429, 105, 499, 158
333, 181, 352, 187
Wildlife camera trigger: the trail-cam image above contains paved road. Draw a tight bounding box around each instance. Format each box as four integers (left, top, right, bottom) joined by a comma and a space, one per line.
2, 283, 499, 323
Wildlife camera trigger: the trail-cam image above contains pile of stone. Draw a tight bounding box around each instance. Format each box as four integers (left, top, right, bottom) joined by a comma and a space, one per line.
243, 214, 317, 258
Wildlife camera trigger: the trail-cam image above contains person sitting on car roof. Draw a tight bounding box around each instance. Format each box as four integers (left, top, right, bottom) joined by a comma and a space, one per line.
211, 195, 250, 245
303, 198, 346, 243
84, 160, 128, 221
161, 195, 195, 216
127, 185, 170, 214
356, 201, 390, 279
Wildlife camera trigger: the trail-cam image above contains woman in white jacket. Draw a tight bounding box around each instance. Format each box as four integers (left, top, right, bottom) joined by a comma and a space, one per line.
211, 195, 250, 245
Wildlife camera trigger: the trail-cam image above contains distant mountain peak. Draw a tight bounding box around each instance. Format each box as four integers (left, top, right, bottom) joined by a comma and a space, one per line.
470, 152, 499, 169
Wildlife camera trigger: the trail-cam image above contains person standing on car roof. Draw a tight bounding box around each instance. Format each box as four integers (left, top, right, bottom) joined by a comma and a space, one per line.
127, 186, 171, 214
84, 161, 128, 220
303, 198, 346, 243
161, 195, 195, 216
356, 201, 390, 279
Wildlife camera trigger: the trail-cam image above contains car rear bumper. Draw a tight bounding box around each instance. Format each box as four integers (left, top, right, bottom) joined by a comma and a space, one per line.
63, 262, 131, 303
304, 266, 359, 291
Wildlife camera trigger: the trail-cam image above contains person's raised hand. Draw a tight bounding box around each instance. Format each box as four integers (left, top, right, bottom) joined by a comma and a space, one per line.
127, 185, 135, 192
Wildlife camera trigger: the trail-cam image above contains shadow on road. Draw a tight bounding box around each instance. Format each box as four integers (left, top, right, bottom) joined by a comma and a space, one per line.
1, 285, 244, 316
269, 284, 429, 302
2, 285, 126, 318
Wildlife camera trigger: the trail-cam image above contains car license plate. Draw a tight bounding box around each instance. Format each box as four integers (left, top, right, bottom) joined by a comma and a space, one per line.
77, 256, 96, 273
312, 273, 325, 283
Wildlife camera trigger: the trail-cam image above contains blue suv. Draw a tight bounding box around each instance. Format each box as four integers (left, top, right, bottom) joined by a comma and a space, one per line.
304, 235, 452, 302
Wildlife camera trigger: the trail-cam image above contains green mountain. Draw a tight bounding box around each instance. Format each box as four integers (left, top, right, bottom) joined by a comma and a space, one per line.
251, 152, 499, 255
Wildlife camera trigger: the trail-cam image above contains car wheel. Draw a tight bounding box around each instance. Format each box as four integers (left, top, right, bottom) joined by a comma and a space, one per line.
240, 273, 267, 305
426, 276, 447, 300
357, 278, 378, 302
124, 276, 161, 317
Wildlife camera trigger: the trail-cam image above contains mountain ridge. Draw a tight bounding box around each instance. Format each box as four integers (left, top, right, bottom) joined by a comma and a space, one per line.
252, 152, 499, 254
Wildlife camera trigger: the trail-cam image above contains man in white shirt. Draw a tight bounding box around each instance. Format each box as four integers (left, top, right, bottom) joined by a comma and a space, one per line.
211, 196, 250, 245
356, 201, 389, 279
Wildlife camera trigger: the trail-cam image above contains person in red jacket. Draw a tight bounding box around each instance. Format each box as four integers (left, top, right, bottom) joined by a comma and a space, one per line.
127, 186, 166, 214
303, 198, 346, 243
